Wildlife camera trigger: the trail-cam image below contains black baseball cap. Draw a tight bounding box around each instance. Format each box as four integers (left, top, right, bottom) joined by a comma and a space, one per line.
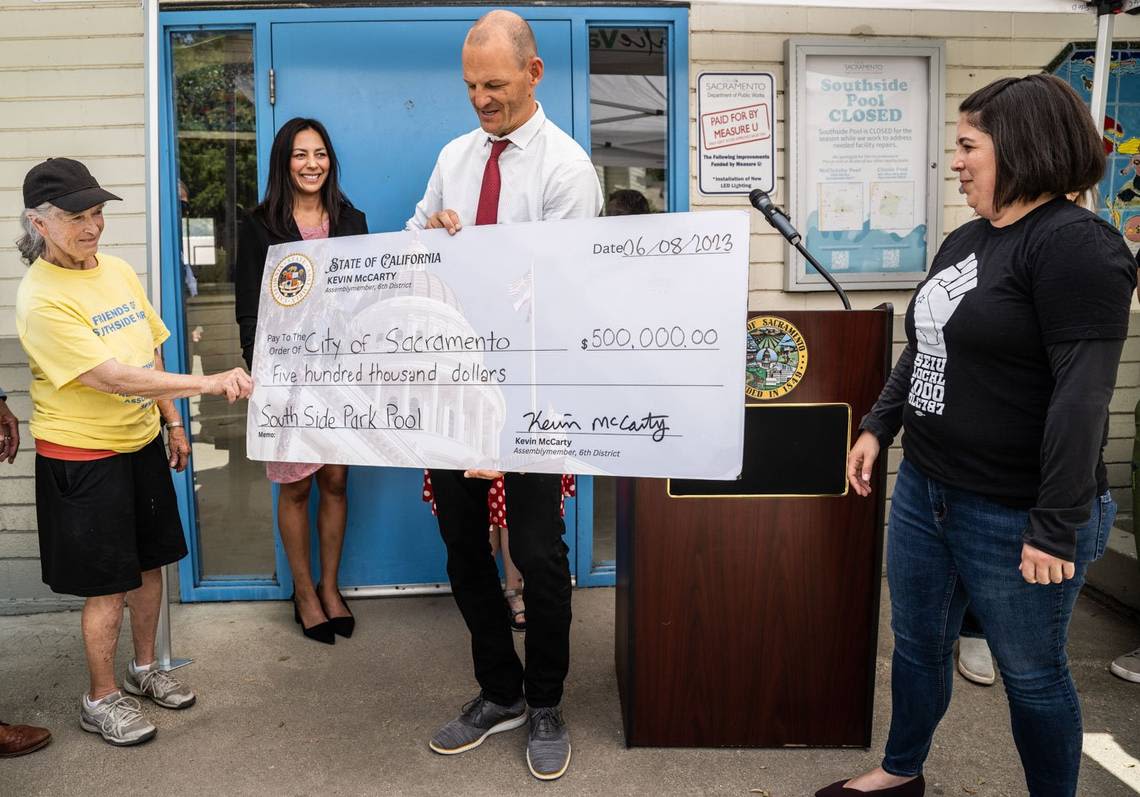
22, 158, 121, 212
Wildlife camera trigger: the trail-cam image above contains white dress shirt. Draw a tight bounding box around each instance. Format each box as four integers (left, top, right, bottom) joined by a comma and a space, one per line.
407, 102, 602, 229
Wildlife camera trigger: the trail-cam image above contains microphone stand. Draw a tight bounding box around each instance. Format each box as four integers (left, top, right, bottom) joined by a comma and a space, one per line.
749, 189, 852, 310
791, 239, 851, 311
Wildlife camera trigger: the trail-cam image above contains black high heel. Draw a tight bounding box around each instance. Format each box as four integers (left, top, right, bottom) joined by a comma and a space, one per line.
293, 592, 335, 645
815, 775, 924, 797
318, 584, 355, 639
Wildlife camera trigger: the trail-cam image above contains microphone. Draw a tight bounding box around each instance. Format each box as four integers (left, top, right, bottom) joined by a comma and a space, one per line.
749, 188, 851, 310
749, 189, 801, 245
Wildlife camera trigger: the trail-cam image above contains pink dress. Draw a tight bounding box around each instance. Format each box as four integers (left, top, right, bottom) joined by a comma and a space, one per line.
266, 218, 330, 485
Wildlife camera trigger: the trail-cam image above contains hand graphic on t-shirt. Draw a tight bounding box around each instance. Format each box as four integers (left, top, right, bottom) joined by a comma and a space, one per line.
913, 253, 978, 360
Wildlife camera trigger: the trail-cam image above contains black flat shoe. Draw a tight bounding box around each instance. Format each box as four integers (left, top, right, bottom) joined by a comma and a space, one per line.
815, 775, 924, 797
293, 595, 335, 645
317, 584, 355, 639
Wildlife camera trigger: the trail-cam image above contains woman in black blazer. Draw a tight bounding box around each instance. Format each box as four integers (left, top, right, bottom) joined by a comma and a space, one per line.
234, 117, 367, 645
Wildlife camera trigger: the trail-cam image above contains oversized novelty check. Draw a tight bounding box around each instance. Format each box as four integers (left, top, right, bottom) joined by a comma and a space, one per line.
246, 211, 748, 479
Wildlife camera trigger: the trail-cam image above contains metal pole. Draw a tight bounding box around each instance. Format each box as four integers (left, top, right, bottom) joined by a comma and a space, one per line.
1089, 10, 1115, 129
144, 0, 192, 674
156, 566, 192, 672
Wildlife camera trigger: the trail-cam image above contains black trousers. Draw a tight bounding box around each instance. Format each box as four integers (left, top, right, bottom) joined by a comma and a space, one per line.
429, 469, 572, 708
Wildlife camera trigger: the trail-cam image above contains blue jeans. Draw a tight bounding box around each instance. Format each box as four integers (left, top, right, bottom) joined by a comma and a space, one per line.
882, 459, 1114, 797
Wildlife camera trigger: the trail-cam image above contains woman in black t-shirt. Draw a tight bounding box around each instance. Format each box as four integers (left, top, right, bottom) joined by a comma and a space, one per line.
816, 77, 1135, 797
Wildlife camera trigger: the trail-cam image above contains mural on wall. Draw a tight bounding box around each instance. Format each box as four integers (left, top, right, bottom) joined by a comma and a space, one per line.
1053, 45, 1140, 245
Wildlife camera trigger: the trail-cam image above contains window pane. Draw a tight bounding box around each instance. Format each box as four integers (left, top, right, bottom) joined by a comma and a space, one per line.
170, 30, 271, 579
588, 27, 669, 567
590, 27, 668, 216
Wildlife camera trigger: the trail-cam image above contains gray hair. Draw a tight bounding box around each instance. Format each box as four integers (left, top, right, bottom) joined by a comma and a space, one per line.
16, 202, 53, 265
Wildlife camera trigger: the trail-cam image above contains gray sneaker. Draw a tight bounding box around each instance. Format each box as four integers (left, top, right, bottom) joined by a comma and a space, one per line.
79, 692, 156, 746
1110, 646, 1140, 683
429, 694, 527, 755
123, 661, 197, 709
957, 637, 996, 686
527, 705, 571, 781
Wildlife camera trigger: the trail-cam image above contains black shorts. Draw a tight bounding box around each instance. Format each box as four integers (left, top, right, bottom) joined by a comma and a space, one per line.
35, 435, 187, 597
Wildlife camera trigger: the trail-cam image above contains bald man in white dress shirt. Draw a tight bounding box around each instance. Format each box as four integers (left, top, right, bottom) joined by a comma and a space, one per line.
407, 9, 601, 782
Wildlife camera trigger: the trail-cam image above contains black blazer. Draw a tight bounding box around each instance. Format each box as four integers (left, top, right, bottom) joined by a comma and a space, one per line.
234, 205, 368, 368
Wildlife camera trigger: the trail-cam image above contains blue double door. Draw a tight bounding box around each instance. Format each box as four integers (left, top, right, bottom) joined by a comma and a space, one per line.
268, 20, 581, 588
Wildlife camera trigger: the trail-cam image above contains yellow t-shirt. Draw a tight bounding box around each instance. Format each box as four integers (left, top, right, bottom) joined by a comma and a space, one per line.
15, 253, 171, 452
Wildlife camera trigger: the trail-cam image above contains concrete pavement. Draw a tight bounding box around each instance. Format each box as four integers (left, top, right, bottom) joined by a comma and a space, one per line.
1, 586, 1138, 796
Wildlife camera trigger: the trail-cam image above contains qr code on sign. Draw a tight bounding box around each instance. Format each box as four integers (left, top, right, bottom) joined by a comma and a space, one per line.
831, 250, 849, 270
882, 249, 901, 269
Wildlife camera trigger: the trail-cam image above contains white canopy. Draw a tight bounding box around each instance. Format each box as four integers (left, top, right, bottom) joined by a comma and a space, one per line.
590, 74, 667, 167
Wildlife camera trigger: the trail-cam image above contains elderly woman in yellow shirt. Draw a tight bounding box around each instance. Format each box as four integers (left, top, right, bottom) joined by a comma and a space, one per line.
15, 158, 252, 748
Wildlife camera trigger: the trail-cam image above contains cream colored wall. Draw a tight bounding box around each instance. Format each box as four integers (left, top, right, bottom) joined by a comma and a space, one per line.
691, 4, 1140, 307
0, 0, 145, 608
688, 3, 1140, 516
0, 0, 148, 332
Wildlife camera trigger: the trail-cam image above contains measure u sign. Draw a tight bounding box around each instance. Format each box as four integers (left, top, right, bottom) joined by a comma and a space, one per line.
698, 72, 776, 196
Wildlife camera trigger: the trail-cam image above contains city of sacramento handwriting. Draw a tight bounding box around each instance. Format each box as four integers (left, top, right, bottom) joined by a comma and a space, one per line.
264, 327, 512, 359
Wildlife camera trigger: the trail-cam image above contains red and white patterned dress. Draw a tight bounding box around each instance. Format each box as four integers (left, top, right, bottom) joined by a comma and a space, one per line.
421, 471, 576, 529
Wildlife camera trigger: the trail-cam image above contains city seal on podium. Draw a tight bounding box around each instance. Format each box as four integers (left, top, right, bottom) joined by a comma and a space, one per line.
745, 316, 808, 400
270, 253, 315, 307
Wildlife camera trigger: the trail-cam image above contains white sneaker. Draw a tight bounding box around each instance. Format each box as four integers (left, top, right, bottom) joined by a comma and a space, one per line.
1110, 647, 1140, 683
957, 637, 996, 685
79, 692, 156, 746
123, 660, 196, 709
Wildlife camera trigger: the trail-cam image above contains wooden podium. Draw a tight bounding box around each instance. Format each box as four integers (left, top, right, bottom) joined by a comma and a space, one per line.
615, 308, 893, 748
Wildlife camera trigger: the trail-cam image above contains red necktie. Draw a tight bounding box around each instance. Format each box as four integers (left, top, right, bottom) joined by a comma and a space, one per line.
475, 139, 510, 226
